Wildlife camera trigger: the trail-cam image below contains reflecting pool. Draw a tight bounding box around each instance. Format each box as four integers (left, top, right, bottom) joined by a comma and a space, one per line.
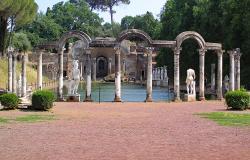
63, 83, 174, 102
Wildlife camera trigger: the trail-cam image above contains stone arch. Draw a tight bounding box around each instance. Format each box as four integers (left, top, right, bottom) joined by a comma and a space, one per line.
116, 29, 153, 45
175, 31, 206, 49
58, 31, 91, 49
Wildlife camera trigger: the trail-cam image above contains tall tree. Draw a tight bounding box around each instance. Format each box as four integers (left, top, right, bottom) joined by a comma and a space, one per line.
0, 0, 38, 57
86, 0, 130, 34
46, 0, 103, 37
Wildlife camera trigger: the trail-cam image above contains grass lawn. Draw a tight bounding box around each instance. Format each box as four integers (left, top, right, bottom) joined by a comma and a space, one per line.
197, 112, 250, 127
0, 115, 55, 124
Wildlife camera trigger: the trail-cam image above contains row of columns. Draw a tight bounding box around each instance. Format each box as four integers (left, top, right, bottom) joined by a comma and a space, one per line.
7, 52, 27, 97
173, 47, 224, 101
228, 49, 242, 91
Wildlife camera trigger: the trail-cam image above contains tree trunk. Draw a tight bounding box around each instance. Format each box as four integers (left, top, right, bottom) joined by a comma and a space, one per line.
0, 16, 8, 57
109, 6, 114, 35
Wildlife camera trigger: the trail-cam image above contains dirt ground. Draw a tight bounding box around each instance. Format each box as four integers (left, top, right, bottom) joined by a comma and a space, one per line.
0, 101, 250, 160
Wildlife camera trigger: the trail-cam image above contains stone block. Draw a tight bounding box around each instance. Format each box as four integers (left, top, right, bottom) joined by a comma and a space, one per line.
184, 94, 196, 102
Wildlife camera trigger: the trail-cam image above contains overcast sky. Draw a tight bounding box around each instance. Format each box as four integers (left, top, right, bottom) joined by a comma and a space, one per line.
35, 0, 166, 23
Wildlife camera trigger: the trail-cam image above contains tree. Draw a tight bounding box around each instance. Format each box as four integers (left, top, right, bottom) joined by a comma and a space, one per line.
86, 0, 130, 33
12, 32, 31, 52
158, 0, 250, 88
46, 0, 103, 37
0, 0, 38, 56
19, 13, 63, 46
121, 12, 162, 39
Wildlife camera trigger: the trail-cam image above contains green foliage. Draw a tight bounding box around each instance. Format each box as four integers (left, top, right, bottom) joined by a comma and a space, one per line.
32, 90, 56, 111
86, 0, 130, 23
121, 12, 162, 39
159, 0, 250, 88
46, 0, 103, 37
12, 32, 31, 52
198, 112, 250, 127
225, 90, 250, 110
0, 93, 19, 110
0, 0, 38, 55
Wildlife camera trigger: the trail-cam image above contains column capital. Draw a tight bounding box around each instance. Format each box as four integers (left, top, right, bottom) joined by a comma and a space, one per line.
172, 47, 182, 55
216, 50, 224, 56
227, 50, 236, 57
234, 48, 242, 61
114, 46, 121, 55
92, 58, 96, 63
198, 49, 207, 56
85, 48, 93, 55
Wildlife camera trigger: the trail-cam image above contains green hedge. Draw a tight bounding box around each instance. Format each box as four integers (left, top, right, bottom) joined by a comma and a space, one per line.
32, 90, 56, 111
0, 93, 19, 110
225, 89, 250, 110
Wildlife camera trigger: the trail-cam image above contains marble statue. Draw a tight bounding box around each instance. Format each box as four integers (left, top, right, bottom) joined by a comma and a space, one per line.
224, 75, 230, 92
186, 69, 196, 95
68, 60, 80, 95
164, 66, 168, 81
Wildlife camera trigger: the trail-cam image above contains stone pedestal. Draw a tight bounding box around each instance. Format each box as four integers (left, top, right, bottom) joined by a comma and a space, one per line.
67, 94, 80, 102
184, 94, 196, 102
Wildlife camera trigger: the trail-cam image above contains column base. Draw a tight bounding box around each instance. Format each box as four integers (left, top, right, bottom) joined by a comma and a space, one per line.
145, 96, 153, 102
174, 97, 182, 102
217, 97, 224, 101
114, 96, 122, 102
84, 96, 93, 102
199, 97, 206, 101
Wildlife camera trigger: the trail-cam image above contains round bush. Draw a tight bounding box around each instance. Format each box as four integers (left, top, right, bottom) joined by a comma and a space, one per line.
32, 90, 56, 111
225, 89, 250, 110
0, 93, 19, 110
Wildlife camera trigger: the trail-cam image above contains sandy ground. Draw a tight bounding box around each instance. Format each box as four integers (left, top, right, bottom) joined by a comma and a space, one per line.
0, 101, 250, 160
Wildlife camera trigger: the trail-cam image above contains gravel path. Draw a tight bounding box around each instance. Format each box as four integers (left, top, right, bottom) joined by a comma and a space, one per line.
0, 101, 250, 160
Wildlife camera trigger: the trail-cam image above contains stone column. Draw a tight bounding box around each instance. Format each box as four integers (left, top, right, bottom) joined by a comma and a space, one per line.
173, 47, 181, 101
58, 48, 64, 100
37, 50, 43, 90
228, 50, 235, 91
92, 58, 96, 81
211, 64, 216, 91
8, 52, 13, 92
234, 48, 242, 90
199, 49, 206, 101
21, 54, 27, 97
108, 58, 112, 75
114, 46, 122, 102
145, 47, 153, 102
67, 43, 73, 79
84, 49, 92, 102
217, 50, 223, 100
12, 54, 17, 94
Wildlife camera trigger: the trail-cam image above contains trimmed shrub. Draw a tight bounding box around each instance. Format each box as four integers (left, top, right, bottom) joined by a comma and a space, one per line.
32, 90, 56, 111
0, 93, 19, 110
225, 89, 250, 110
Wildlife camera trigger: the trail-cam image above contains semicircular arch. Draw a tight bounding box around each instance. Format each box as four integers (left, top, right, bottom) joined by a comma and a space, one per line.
58, 31, 91, 49
176, 31, 206, 49
116, 29, 153, 45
